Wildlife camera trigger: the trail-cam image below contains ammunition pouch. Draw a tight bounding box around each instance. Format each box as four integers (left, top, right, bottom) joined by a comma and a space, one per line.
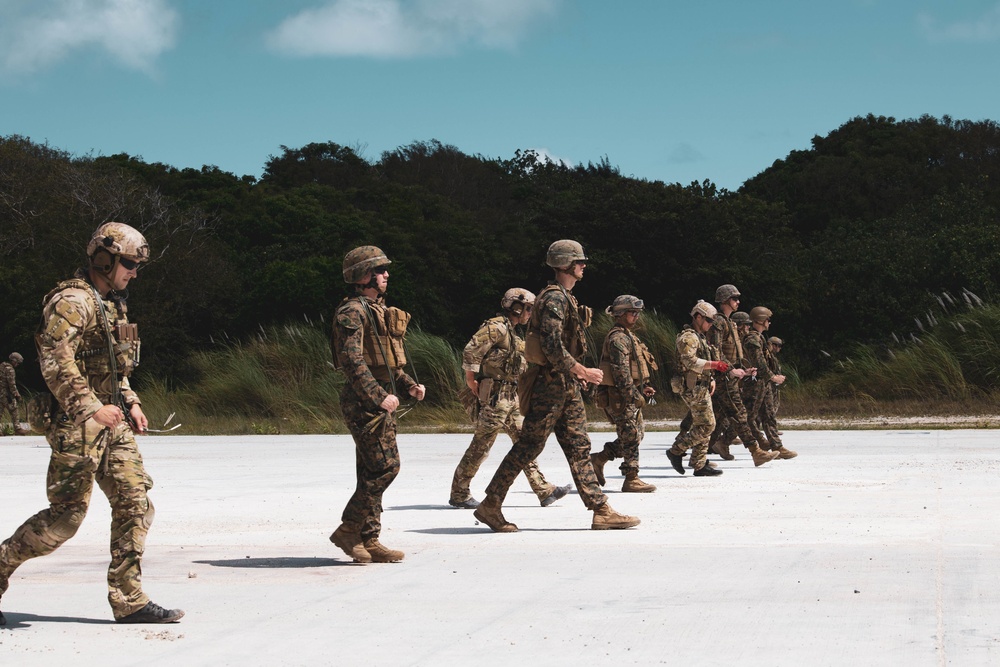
26, 392, 55, 434
517, 365, 541, 415
523, 329, 545, 365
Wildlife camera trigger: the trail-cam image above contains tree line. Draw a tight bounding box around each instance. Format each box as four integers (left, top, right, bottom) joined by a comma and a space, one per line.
2, 113, 999, 395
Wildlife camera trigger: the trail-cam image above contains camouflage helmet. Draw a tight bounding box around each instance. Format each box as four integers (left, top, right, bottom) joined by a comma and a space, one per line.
606, 294, 645, 316
8, 352, 23, 364
87, 222, 150, 269
343, 245, 391, 284
690, 300, 718, 320
715, 284, 740, 303
730, 311, 752, 327
768, 336, 784, 347
546, 239, 588, 269
501, 287, 535, 311
750, 306, 773, 323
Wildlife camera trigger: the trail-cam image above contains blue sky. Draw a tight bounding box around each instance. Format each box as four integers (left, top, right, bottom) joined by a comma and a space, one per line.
1, 0, 998, 190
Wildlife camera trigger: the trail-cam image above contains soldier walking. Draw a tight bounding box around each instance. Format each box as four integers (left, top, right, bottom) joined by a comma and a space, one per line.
590, 295, 659, 492
329, 246, 426, 564
665, 301, 726, 476
449, 288, 571, 510
743, 308, 796, 458
473, 240, 640, 532
0, 222, 182, 626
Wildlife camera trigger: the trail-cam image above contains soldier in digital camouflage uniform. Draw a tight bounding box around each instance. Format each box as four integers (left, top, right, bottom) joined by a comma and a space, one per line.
764, 336, 785, 445
329, 246, 426, 564
449, 288, 571, 510
743, 308, 796, 459
473, 240, 639, 532
0, 352, 22, 428
590, 295, 659, 492
0, 222, 182, 627
705, 284, 779, 468
665, 301, 726, 476
708, 310, 753, 462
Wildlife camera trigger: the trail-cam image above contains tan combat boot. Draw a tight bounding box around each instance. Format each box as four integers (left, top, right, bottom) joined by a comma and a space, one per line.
774, 446, 798, 459
591, 502, 641, 530
364, 538, 404, 563
622, 471, 656, 493
590, 448, 610, 486
711, 440, 735, 461
473, 495, 518, 533
749, 444, 780, 467
330, 522, 372, 563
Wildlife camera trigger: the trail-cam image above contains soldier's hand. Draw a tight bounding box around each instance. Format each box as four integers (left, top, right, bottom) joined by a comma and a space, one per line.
129, 404, 149, 434
579, 366, 604, 385
380, 394, 400, 413
93, 404, 125, 428
729, 367, 748, 379
409, 384, 426, 401
708, 361, 729, 373
771, 374, 786, 385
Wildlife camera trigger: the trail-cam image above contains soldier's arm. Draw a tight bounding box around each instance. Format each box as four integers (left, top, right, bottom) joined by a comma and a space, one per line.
746, 337, 774, 382
707, 318, 734, 364
36, 290, 105, 425
335, 305, 389, 409
461, 320, 504, 374
608, 332, 638, 400
676, 332, 711, 373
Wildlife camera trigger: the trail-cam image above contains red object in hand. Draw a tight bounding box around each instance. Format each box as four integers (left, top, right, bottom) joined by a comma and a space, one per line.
710, 361, 730, 373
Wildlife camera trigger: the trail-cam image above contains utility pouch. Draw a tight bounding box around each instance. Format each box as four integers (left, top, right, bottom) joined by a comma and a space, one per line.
114, 323, 141, 376
517, 365, 541, 414
457, 385, 479, 423
593, 385, 610, 409
27, 392, 55, 434
384, 307, 410, 367
598, 361, 616, 385
477, 377, 494, 404
578, 305, 593, 328
523, 329, 546, 365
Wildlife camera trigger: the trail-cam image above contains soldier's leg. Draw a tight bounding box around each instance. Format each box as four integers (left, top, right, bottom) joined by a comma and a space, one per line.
672, 410, 693, 448
0, 422, 98, 600
450, 401, 504, 503
686, 388, 717, 472
96, 426, 154, 618
341, 404, 401, 541
500, 397, 558, 501
484, 375, 562, 504
552, 381, 607, 511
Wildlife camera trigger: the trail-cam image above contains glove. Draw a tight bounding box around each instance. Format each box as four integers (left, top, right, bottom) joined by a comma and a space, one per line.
708, 361, 730, 373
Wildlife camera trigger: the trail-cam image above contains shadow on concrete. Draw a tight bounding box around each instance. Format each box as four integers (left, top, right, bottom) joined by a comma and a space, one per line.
193, 557, 344, 569
0, 612, 113, 628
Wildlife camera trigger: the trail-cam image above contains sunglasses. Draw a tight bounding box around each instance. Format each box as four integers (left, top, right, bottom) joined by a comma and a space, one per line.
118, 257, 143, 271
371, 266, 389, 275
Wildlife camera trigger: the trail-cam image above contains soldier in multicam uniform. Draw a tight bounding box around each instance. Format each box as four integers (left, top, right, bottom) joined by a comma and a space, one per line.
742, 308, 796, 459
590, 295, 659, 493
0, 352, 22, 427
449, 288, 572, 510
329, 246, 426, 564
665, 301, 727, 476
0, 222, 182, 627
705, 284, 779, 468
473, 240, 640, 532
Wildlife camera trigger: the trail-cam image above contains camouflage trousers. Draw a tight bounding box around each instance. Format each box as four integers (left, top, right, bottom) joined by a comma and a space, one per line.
450, 389, 555, 504
340, 385, 401, 541
708, 375, 762, 451
669, 384, 715, 469
1, 400, 16, 425
745, 379, 781, 447
0, 416, 154, 619
601, 404, 645, 475
485, 370, 605, 511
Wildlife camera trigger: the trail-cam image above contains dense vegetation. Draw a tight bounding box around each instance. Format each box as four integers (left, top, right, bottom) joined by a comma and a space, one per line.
3, 113, 1000, 430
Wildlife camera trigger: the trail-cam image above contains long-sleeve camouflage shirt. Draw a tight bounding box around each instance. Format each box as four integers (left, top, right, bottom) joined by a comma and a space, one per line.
603, 327, 647, 404
743, 330, 775, 383
334, 294, 417, 410
531, 283, 586, 375
0, 361, 19, 403
461, 315, 524, 382
675, 324, 715, 382
708, 312, 744, 367
35, 270, 141, 426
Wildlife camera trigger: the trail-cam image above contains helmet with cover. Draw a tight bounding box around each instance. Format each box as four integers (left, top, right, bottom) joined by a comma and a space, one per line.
606, 294, 645, 317
768, 336, 784, 347
343, 246, 391, 284
501, 288, 535, 313
545, 239, 588, 269
87, 222, 150, 275
8, 352, 23, 364
730, 311, 752, 327
750, 306, 773, 323
714, 284, 740, 303
690, 300, 718, 320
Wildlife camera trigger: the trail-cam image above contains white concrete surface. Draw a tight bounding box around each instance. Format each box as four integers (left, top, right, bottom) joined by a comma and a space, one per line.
1, 429, 998, 666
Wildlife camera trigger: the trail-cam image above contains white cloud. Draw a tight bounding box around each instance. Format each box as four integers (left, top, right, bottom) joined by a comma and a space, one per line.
530, 147, 573, 168
918, 4, 1000, 43
265, 0, 561, 58
0, 0, 179, 75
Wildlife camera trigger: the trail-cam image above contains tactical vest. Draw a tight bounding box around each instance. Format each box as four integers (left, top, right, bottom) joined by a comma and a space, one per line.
478, 316, 526, 383
598, 326, 656, 386
674, 325, 716, 392
743, 329, 772, 379
713, 313, 744, 367
523, 284, 591, 366
332, 296, 410, 382
36, 277, 140, 404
